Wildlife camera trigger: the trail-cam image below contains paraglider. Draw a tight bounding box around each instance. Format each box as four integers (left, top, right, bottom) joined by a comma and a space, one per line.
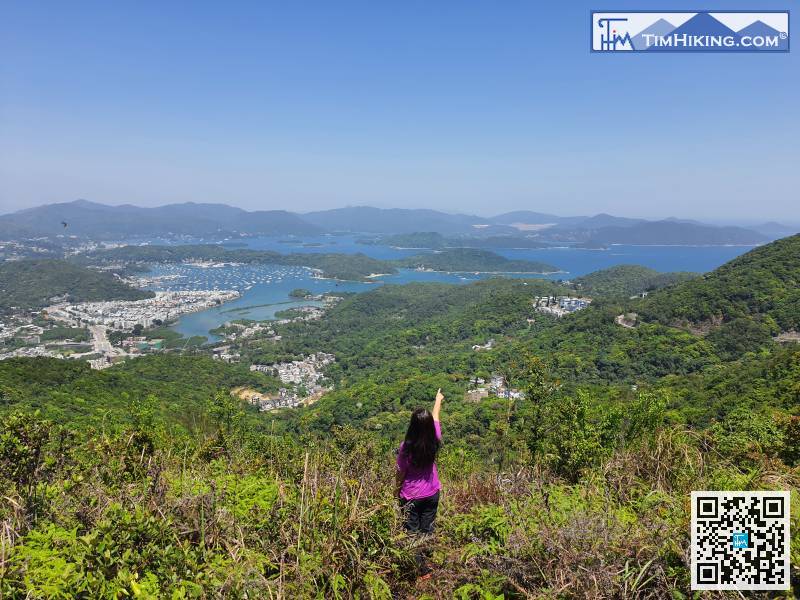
61, 221, 68, 228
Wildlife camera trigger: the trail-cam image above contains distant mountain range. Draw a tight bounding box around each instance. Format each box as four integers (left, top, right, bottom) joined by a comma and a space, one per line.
301, 206, 515, 235
585, 221, 767, 246
0, 199, 322, 239
750, 221, 799, 238
0, 199, 792, 246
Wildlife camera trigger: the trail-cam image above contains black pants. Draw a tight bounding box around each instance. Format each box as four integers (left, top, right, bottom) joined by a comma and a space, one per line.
400, 490, 440, 534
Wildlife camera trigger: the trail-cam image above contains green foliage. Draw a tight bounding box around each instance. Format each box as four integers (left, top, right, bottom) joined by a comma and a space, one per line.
637, 233, 800, 331
525, 302, 720, 382
396, 248, 557, 273
0, 259, 152, 311
571, 264, 697, 299
453, 505, 510, 560
0, 353, 797, 597
0, 355, 278, 433
706, 316, 776, 360
39, 326, 90, 342
5, 509, 217, 598
289, 288, 312, 298
0, 412, 64, 504
663, 343, 800, 426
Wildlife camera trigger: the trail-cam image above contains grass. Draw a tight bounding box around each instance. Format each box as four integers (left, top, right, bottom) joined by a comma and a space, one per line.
2, 413, 797, 598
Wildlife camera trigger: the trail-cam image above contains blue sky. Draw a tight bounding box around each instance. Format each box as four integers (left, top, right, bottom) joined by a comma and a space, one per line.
1, 1, 797, 222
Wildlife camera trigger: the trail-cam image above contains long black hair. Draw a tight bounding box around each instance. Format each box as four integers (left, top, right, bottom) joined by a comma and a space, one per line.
402, 408, 440, 468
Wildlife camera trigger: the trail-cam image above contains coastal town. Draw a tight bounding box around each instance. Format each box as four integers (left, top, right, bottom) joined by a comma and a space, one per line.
46, 290, 239, 330
0, 290, 238, 365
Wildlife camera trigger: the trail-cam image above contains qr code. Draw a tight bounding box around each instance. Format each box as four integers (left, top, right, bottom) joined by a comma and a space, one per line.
691, 491, 790, 590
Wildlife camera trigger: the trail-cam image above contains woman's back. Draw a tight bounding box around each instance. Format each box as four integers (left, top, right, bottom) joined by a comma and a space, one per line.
397, 420, 442, 500
396, 392, 444, 538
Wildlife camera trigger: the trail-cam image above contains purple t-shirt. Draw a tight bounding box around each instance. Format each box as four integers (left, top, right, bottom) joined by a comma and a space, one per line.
396, 420, 442, 500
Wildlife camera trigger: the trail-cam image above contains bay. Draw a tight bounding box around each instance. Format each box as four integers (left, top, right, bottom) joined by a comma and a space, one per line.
140, 235, 755, 341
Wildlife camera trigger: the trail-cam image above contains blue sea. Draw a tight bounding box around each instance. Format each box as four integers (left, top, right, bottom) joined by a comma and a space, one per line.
141, 235, 754, 340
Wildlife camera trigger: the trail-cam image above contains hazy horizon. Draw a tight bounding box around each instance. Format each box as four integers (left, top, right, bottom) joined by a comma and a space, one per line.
4, 197, 798, 228
2, 2, 798, 222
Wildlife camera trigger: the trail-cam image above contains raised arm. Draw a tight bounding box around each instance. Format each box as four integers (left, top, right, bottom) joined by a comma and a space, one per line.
432, 388, 444, 422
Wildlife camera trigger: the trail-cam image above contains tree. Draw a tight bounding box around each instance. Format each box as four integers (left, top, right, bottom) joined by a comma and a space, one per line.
208, 391, 245, 437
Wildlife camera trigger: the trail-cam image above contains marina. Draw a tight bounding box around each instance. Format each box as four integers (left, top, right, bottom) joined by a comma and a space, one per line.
133, 237, 755, 341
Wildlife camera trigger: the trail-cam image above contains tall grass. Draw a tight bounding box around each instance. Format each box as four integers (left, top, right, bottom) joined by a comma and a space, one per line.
0, 414, 798, 598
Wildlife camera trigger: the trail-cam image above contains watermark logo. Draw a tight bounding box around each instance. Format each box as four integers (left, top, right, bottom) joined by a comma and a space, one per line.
731, 532, 749, 549
591, 11, 789, 52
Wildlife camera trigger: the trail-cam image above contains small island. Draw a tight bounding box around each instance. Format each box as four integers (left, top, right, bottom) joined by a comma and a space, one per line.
360, 231, 548, 250
289, 288, 313, 299
394, 248, 558, 274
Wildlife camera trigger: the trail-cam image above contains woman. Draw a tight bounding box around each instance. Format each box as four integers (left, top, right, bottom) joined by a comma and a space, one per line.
396, 388, 443, 534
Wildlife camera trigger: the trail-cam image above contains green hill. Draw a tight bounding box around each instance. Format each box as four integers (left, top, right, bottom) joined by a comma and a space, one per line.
636, 234, 800, 331
395, 248, 558, 273
570, 264, 697, 298
363, 232, 549, 250
0, 354, 277, 428
0, 259, 153, 310
365, 231, 447, 248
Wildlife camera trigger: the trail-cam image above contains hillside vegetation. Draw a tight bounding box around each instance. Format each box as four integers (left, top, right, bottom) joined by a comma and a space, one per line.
0, 259, 153, 310
361, 232, 549, 250
1, 352, 797, 597
396, 248, 557, 274
637, 234, 800, 331
0, 355, 278, 428
570, 264, 697, 298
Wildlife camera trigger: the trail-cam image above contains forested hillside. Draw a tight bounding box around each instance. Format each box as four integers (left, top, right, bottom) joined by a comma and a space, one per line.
0, 355, 278, 428
395, 248, 557, 273
0, 259, 153, 310
570, 264, 697, 298
636, 234, 800, 331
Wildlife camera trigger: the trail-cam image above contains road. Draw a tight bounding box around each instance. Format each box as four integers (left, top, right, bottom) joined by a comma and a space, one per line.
89, 324, 117, 356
